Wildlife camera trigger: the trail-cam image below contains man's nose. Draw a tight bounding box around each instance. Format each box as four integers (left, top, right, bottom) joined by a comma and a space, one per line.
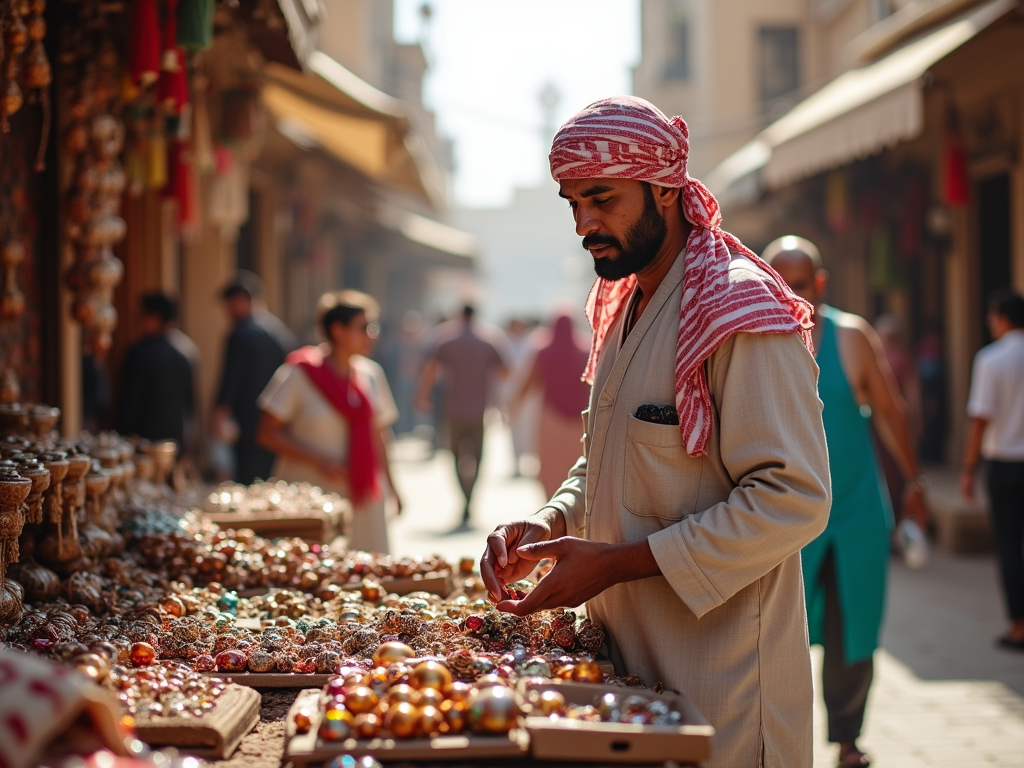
575, 207, 601, 238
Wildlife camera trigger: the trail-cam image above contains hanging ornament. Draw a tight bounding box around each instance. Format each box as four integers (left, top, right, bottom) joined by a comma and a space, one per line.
20, 0, 51, 169
942, 107, 970, 208
128, 0, 161, 89
1, 0, 28, 131
158, 0, 188, 114
178, 0, 214, 53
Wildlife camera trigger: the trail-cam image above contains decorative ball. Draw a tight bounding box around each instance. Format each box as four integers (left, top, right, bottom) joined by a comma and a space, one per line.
440, 699, 467, 733
294, 708, 314, 734
555, 664, 575, 681
571, 658, 604, 684
417, 688, 445, 709
410, 661, 452, 692
458, 557, 475, 575
160, 595, 185, 618
443, 681, 474, 704
474, 674, 507, 689
318, 714, 351, 742
354, 713, 382, 739
345, 686, 379, 715
193, 654, 217, 672
468, 686, 520, 734
129, 642, 156, 667
372, 642, 415, 668
384, 702, 420, 739
215, 650, 248, 672
325, 706, 355, 727
532, 689, 566, 717
361, 581, 383, 602
70, 652, 109, 682
386, 684, 421, 707
464, 615, 485, 631
418, 705, 445, 738
247, 650, 275, 673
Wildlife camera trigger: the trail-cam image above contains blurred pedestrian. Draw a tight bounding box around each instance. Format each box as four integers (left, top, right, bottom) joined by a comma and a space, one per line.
117, 292, 194, 448
961, 289, 1024, 651
916, 324, 946, 462
213, 272, 297, 485
514, 311, 591, 497
257, 290, 401, 554
504, 317, 539, 477
415, 304, 509, 528
768, 236, 927, 768
874, 314, 923, 524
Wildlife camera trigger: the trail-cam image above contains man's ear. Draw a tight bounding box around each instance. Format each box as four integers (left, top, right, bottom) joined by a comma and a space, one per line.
653, 184, 680, 208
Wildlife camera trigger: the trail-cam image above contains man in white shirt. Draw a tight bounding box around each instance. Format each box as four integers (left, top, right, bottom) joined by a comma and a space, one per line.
962, 289, 1024, 651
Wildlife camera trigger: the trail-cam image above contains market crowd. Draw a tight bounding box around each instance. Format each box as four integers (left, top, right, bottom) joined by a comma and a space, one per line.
108, 96, 1024, 768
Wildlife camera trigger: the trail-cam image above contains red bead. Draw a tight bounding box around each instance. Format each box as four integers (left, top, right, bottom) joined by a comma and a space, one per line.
214, 650, 248, 672
129, 642, 157, 666
465, 615, 484, 631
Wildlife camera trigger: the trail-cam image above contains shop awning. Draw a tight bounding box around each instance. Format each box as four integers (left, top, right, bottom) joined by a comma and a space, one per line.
706, 0, 1014, 198
377, 207, 479, 263
263, 52, 446, 209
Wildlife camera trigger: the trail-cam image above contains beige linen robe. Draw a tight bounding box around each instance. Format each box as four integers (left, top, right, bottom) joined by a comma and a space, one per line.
543, 250, 831, 768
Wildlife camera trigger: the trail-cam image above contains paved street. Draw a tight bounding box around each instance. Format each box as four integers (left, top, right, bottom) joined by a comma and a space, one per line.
388, 421, 1024, 766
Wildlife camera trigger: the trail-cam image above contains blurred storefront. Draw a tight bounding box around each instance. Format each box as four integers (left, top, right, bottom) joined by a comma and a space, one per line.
708, 0, 1024, 463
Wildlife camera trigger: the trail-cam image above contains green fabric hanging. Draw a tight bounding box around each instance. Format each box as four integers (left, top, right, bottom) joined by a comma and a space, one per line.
177, 0, 214, 52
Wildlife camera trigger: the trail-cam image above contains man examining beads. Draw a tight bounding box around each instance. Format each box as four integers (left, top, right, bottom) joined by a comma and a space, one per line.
480, 97, 832, 768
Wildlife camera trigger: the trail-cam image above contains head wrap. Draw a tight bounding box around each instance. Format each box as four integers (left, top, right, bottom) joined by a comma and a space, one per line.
550, 96, 813, 456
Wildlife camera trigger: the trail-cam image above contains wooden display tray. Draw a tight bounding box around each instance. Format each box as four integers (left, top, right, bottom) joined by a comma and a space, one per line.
203, 510, 339, 544
520, 681, 713, 764
203, 671, 334, 688
132, 683, 260, 759
284, 688, 528, 765
235, 572, 453, 600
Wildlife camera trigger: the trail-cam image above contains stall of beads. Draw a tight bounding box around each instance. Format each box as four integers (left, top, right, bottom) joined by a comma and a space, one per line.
203, 480, 349, 546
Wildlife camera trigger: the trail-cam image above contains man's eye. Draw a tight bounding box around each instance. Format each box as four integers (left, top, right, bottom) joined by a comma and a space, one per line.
593, 198, 609, 205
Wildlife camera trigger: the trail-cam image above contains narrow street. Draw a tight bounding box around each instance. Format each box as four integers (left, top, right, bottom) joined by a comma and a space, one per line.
389, 422, 1024, 767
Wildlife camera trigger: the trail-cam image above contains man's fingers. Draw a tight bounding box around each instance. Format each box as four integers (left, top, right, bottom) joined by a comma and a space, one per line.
487, 530, 510, 569
517, 537, 565, 561
479, 545, 504, 603
496, 576, 557, 615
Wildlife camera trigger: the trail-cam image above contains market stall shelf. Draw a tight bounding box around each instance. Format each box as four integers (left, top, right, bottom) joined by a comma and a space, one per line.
283, 688, 529, 765
520, 681, 713, 764
132, 683, 261, 759
203, 671, 334, 689
202, 509, 341, 545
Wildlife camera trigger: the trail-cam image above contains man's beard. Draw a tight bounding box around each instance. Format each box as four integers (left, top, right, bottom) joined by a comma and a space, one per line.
582, 184, 668, 281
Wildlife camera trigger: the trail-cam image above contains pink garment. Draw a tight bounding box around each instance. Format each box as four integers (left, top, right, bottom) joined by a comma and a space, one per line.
535, 314, 590, 420
549, 96, 814, 456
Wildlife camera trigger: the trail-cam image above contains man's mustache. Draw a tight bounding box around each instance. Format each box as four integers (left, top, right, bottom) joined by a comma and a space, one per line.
582, 234, 620, 251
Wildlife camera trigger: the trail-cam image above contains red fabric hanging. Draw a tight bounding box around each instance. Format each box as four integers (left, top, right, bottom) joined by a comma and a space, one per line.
129, 0, 161, 88
286, 346, 381, 505
943, 132, 970, 207
158, 0, 188, 114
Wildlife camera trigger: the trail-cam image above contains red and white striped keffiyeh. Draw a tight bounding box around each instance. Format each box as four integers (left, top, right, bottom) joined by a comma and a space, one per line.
549, 96, 813, 456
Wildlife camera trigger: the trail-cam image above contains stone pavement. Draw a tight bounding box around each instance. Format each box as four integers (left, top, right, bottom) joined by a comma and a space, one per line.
387, 423, 1024, 766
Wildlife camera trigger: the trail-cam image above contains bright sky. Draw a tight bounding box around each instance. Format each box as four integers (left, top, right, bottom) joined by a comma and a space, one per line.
394, 0, 641, 209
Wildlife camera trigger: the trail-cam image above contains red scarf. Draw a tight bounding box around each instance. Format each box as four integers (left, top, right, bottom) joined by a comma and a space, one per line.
287, 346, 380, 505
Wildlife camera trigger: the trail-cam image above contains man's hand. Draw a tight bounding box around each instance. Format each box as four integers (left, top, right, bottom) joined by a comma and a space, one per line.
960, 469, 975, 502
494, 537, 620, 615
903, 483, 929, 529
481, 519, 553, 602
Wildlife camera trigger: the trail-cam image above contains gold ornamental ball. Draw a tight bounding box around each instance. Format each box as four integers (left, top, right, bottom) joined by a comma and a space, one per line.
440, 699, 467, 733
160, 595, 185, 617
418, 705, 446, 738
410, 660, 452, 692
318, 714, 351, 742
468, 686, 521, 734
384, 702, 420, 739
354, 713, 382, 739
443, 681, 474, 704
385, 684, 421, 707
372, 641, 415, 668
293, 709, 314, 734
345, 686, 380, 715
532, 689, 567, 716
571, 659, 604, 684
324, 706, 355, 727
70, 652, 109, 682
417, 688, 445, 709
361, 580, 384, 602
129, 641, 157, 666
474, 674, 508, 690
555, 664, 576, 681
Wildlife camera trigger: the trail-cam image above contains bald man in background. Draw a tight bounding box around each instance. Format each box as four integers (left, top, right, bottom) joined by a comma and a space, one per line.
767, 236, 927, 768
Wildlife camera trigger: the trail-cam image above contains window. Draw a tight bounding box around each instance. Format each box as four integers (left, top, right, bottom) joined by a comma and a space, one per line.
663, 0, 691, 81
759, 27, 800, 119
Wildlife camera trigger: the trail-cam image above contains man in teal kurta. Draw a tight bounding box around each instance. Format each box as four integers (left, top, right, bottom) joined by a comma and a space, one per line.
767, 237, 927, 768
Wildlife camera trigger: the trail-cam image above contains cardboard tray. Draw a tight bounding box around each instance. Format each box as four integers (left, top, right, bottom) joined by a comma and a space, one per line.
283, 688, 528, 765
520, 681, 713, 764
203, 510, 338, 544
203, 671, 334, 688
132, 683, 260, 759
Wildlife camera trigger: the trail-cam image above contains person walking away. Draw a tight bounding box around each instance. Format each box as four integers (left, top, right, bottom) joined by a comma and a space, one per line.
481, 97, 831, 768
416, 305, 509, 529
514, 311, 591, 497
213, 272, 295, 485
768, 236, 928, 768
874, 315, 923, 525
503, 317, 540, 477
257, 291, 401, 554
117, 292, 194, 448
961, 289, 1024, 651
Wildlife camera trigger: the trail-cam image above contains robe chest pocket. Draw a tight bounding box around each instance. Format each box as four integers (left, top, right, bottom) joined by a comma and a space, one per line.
622, 414, 701, 521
